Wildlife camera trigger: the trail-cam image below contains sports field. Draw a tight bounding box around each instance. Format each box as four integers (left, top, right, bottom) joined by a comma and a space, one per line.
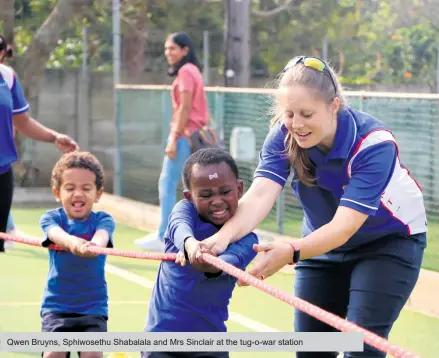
1, 208, 438, 358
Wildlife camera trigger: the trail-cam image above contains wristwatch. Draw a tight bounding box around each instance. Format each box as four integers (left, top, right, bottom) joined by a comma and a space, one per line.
286, 242, 300, 265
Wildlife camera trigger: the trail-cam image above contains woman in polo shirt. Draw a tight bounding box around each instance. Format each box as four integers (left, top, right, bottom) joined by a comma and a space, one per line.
200, 56, 427, 357
0, 39, 78, 252
135, 32, 209, 252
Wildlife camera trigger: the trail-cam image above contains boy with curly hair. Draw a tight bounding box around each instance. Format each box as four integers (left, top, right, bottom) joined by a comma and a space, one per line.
39, 151, 115, 358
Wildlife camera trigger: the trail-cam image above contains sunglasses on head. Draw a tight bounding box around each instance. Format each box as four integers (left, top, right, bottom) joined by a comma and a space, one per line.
282, 56, 338, 95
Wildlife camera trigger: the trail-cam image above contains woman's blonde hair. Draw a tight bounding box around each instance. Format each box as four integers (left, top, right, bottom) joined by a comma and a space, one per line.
270, 57, 346, 186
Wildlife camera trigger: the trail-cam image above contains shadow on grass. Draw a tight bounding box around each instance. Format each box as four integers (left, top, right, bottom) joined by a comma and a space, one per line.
107, 258, 160, 274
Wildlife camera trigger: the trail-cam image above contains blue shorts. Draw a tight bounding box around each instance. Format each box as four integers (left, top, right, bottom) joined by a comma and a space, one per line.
293, 233, 425, 358
42, 312, 108, 332
41, 312, 108, 358
41, 313, 108, 357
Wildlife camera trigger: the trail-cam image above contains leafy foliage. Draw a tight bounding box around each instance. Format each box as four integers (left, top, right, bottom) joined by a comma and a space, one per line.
4, 0, 439, 85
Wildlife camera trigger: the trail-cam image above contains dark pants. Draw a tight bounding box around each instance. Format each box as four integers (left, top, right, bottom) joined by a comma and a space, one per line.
293, 233, 425, 358
42, 312, 108, 357
0, 169, 14, 252
141, 352, 229, 358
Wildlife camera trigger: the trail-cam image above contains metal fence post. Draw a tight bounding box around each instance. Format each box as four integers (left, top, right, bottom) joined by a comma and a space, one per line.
276, 190, 285, 234
161, 89, 172, 148
215, 90, 225, 142
113, 89, 123, 196
203, 30, 210, 85
112, 0, 122, 196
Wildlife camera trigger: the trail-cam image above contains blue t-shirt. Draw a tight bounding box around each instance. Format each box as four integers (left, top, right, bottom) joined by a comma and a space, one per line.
146, 199, 258, 332
39, 207, 115, 317
254, 107, 427, 254
0, 64, 29, 174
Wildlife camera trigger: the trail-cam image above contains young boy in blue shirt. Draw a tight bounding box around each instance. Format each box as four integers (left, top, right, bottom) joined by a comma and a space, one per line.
142, 148, 259, 358
39, 151, 115, 358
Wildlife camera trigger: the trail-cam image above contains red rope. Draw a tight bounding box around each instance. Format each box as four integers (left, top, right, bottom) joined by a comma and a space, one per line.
0, 232, 177, 261
0, 232, 421, 358
201, 254, 421, 358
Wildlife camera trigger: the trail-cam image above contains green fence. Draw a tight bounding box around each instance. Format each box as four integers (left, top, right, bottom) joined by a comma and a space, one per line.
115, 85, 439, 236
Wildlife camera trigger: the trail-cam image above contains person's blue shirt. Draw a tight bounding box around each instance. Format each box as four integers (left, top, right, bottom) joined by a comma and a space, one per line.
146, 199, 258, 332
39, 207, 115, 317
254, 106, 427, 253
0, 64, 29, 174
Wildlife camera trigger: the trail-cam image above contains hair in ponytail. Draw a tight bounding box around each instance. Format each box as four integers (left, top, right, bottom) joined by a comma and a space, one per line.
270, 58, 346, 186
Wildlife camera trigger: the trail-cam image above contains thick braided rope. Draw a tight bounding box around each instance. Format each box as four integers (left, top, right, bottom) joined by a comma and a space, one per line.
0, 233, 177, 261
0, 233, 421, 358
201, 254, 421, 358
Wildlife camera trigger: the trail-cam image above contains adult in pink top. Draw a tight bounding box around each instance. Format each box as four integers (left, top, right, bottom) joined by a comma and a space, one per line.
170, 62, 209, 139
135, 32, 209, 251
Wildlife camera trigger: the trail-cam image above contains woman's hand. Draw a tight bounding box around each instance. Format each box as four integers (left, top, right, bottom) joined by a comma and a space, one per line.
238, 241, 295, 286
54, 133, 79, 153
199, 234, 230, 256
165, 137, 177, 159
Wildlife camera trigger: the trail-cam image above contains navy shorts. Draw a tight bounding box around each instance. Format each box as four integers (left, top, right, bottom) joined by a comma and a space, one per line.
141, 352, 229, 358
42, 312, 108, 357
293, 233, 425, 358
42, 312, 108, 332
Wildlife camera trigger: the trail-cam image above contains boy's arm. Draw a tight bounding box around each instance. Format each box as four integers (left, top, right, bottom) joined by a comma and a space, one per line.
91, 213, 116, 248
204, 233, 259, 279
40, 211, 85, 253
166, 200, 197, 254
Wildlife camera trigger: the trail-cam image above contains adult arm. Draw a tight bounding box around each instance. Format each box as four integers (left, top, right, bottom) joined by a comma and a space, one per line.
203, 233, 259, 279
165, 66, 194, 159
247, 140, 398, 280
9, 69, 78, 152
203, 121, 291, 255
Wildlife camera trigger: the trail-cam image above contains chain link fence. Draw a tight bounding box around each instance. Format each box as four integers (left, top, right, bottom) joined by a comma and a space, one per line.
115, 85, 439, 236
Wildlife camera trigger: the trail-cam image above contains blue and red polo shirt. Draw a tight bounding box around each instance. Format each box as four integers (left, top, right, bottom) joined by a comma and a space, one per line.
254, 106, 427, 252
0, 64, 29, 174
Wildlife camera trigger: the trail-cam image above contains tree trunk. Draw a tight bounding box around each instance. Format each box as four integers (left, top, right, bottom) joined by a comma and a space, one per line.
121, 0, 148, 84
21, 0, 93, 101
0, 0, 15, 44
15, 0, 92, 166
224, 0, 250, 87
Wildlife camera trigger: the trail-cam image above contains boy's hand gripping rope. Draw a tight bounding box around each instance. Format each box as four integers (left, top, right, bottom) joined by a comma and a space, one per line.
0, 233, 421, 358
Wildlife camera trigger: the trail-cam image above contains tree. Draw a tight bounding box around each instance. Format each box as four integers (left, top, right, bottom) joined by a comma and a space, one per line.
121, 0, 149, 83
12, 0, 94, 166
0, 0, 15, 44
224, 0, 294, 87
21, 0, 94, 101
224, 0, 251, 87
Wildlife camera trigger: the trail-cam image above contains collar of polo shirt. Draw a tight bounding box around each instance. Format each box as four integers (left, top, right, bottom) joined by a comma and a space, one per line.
306, 109, 357, 165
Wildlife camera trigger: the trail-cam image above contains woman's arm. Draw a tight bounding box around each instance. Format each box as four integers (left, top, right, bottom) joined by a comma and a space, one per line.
204, 177, 283, 255
13, 112, 57, 142
246, 140, 398, 281
13, 112, 78, 152
296, 206, 368, 258
240, 207, 368, 284
165, 91, 192, 159
172, 91, 192, 136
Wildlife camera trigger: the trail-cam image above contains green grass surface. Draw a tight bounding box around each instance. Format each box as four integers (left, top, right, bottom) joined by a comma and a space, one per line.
0, 208, 438, 358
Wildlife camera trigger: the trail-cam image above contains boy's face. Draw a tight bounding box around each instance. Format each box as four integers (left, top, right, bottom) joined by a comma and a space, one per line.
184, 162, 243, 226
53, 168, 103, 220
